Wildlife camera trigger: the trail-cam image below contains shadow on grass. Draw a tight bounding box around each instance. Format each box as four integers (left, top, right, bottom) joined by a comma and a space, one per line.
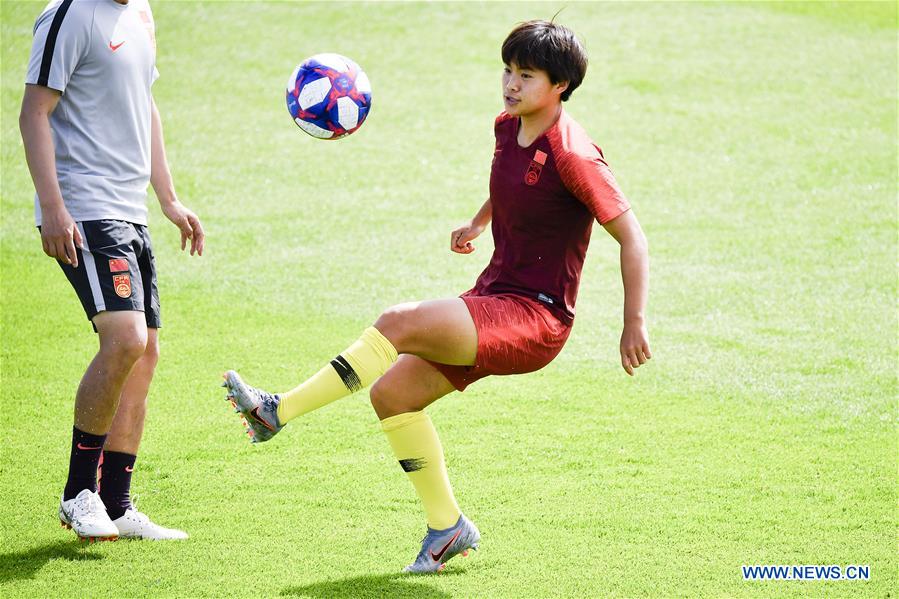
281, 571, 456, 599
0, 540, 103, 583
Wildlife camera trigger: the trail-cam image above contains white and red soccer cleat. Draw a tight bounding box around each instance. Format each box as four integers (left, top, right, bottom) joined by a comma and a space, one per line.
58, 489, 118, 542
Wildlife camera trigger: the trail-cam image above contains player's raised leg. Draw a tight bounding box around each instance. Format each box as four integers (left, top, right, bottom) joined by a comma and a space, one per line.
370, 355, 480, 574
60, 311, 148, 542
223, 298, 477, 442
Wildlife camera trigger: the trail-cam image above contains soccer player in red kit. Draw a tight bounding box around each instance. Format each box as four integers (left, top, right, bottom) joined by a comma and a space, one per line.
223, 20, 650, 574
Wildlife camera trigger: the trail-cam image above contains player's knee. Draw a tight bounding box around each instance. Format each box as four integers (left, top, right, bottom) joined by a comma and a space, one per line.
102, 328, 148, 366
369, 379, 390, 414
369, 378, 403, 419
117, 334, 148, 364
374, 302, 423, 351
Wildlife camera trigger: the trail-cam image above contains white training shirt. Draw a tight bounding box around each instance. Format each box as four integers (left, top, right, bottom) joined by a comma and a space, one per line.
26, 0, 159, 226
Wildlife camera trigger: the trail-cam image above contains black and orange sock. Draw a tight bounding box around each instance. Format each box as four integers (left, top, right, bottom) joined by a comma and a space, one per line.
98, 451, 136, 519
63, 427, 106, 501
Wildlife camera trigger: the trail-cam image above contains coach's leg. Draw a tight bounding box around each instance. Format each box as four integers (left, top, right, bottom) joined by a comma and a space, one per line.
64, 311, 147, 500
371, 355, 460, 529
100, 328, 159, 519
104, 327, 158, 453
274, 299, 476, 424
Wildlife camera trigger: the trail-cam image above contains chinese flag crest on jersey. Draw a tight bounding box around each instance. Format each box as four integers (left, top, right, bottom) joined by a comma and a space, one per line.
525, 150, 547, 185
113, 274, 132, 298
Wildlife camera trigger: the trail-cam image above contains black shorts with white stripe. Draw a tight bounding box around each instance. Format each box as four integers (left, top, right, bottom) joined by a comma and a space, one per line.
42, 220, 161, 330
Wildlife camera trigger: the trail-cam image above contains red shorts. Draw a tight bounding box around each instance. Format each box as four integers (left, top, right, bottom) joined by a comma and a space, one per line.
429, 292, 572, 391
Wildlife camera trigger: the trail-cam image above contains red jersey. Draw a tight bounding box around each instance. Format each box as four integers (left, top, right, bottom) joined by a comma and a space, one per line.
472, 110, 630, 325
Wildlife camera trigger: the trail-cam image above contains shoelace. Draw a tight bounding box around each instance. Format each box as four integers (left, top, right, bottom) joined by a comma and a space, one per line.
127, 495, 151, 524
259, 391, 278, 410
257, 393, 282, 426
414, 531, 436, 562
75, 491, 101, 516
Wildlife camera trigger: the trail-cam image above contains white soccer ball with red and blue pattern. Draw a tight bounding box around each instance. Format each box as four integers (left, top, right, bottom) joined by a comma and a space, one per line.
286, 53, 372, 140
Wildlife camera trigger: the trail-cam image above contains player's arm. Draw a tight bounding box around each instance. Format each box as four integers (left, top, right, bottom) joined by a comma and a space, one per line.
602, 209, 651, 376
451, 199, 492, 254
19, 84, 83, 267
150, 95, 205, 256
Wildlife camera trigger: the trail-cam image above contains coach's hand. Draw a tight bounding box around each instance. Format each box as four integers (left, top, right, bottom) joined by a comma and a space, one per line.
162, 200, 205, 256
41, 205, 83, 268
620, 320, 651, 376
451, 222, 485, 254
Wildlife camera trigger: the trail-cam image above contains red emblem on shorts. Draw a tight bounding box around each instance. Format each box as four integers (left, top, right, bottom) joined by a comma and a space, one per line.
113, 274, 132, 298
108, 258, 129, 272
525, 149, 548, 185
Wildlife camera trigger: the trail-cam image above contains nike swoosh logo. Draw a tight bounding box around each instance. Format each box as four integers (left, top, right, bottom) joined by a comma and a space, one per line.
76, 443, 102, 450
109, 41, 125, 52
250, 408, 275, 431
429, 529, 462, 562
124, 466, 134, 473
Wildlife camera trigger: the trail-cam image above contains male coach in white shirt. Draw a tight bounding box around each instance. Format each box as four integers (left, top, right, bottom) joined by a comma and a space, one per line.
20, 0, 204, 541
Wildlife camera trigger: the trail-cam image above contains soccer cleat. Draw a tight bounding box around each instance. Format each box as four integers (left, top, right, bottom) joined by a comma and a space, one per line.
222, 370, 283, 443
403, 514, 480, 574
58, 489, 118, 542
112, 507, 188, 540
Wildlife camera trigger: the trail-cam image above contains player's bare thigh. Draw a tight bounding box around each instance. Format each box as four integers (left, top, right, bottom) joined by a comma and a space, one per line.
370, 355, 456, 419
374, 298, 477, 366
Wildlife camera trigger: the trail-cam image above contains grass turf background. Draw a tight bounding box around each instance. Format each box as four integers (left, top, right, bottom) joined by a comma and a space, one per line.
1, 1, 896, 597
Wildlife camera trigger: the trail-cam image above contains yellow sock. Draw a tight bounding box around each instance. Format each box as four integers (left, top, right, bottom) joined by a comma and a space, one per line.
381, 411, 461, 530
276, 327, 398, 423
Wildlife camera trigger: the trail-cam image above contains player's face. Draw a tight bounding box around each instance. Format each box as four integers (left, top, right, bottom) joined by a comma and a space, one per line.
502, 63, 567, 117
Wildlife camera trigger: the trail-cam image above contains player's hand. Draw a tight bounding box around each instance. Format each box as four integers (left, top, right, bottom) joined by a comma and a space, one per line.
162, 200, 205, 256
620, 320, 651, 376
451, 222, 485, 254
40, 205, 82, 268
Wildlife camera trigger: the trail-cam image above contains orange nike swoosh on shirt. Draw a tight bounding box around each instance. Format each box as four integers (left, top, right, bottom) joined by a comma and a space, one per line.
429, 529, 462, 562
109, 40, 125, 51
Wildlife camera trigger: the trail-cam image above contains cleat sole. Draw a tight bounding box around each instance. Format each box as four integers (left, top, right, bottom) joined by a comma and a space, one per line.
78, 535, 118, 543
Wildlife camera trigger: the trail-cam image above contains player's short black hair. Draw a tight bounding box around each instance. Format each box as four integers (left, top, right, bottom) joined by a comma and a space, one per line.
501, 20, 587, 102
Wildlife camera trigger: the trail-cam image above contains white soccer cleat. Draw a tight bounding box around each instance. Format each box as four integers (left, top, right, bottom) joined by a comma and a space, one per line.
112, 508, 189, 540
58, 489, 119, 542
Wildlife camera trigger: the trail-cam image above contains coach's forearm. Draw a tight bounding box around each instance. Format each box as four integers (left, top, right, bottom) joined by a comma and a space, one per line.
149, 97, 177, 205
619, 235, 649, 324
19, 111, 65, 211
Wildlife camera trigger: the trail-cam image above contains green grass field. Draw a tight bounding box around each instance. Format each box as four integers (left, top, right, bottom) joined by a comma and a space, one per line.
1, 1, 896, 597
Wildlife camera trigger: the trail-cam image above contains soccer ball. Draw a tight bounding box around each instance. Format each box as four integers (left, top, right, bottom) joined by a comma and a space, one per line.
286, 53, 372, 140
